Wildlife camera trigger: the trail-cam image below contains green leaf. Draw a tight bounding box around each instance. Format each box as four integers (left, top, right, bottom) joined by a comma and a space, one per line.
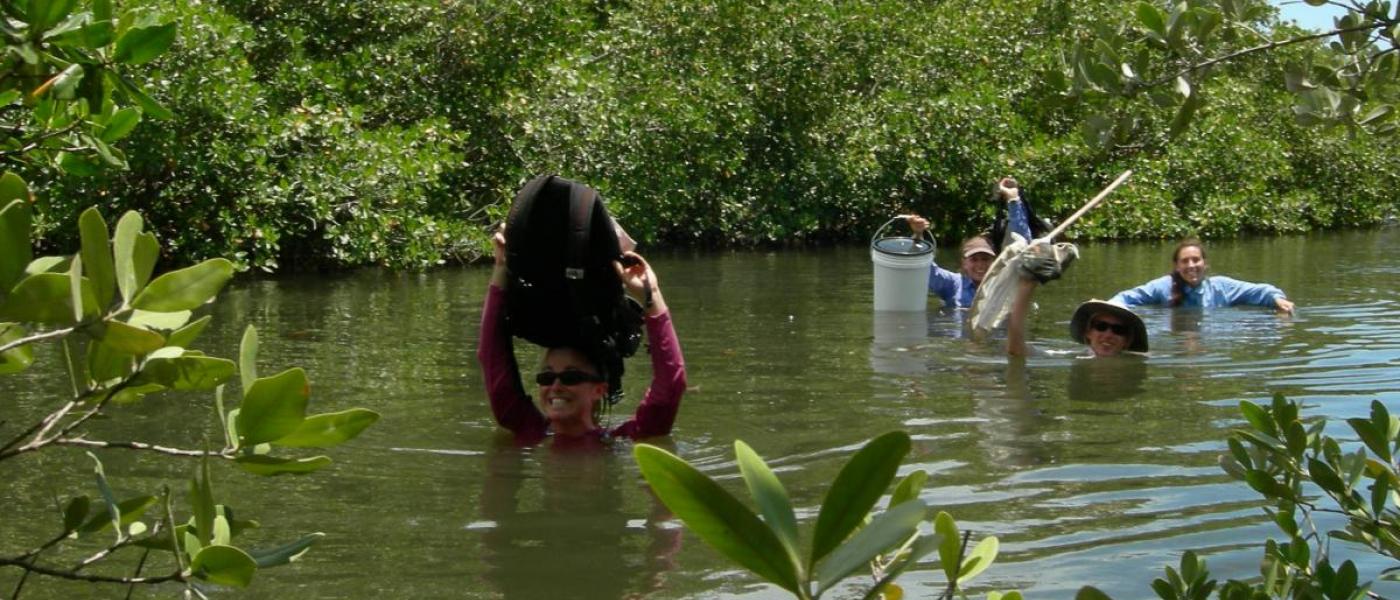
1169, 90, 1202, 138
815, 500, 927, 594
76, 495, 156, 535
1349, 418, 1392, 463
0, 322, 35, 374
958, 535, 999, 583
132, 259, 233, 312
167, 314, 211, 348
78, 208, 115, 308
99, 107, 140, 142
128, 309, 191, 331
191, 545, 256, 588
86, 337, 133, 381
936, 511, 960, 581
26, 256, 69, 275
0, 272, 98, 324
57, 151, 102, 176
48, 63, 84, 99
0, 197, 32, 293
890, 470, 928, 507
191, 457, 215, 546
112, 211, 142, 304
62, 495, 90, 532
113, 23, 176, 65
97, 320, 165, 355
734, 440, 801, 563
863, 533, 943, 600
811, 431, 910, 565
88, 452, 121, 542
239, 325, 258, 393
1136, 2, 1167, 37
273, 409, 380, 448
109, 71, 172, 120
1239, 401, 1275, 436
237, 368, 310, 446
633, 444, 802, 595
232, 455, 332, 476
68, 255, 84, 322
248, 533, 323, 568
133, 232, 158, 291
1308, 457, 1346, 494
1245, 470, 1295, 500
136, 353, 235, 391
1077, 585, 1115, 600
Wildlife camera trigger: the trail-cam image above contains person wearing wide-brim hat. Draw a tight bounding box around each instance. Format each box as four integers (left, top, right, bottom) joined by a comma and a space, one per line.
1003, 243, 1148, 358
1069, 300, 1148, 357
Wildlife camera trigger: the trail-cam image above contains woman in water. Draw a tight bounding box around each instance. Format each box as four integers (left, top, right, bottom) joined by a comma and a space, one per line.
477, 228, 686, 446
1110, 238, 1295, 313
1006, 243, 1148, 358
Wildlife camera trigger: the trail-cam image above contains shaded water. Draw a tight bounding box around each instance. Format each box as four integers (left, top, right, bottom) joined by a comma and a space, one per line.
3, 228, 1399, 598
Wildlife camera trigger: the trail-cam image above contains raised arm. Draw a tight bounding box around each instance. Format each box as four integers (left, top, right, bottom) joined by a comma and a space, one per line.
1007, 241, 1077, 356
613, 252, 686, 439
477, 227, 547, 438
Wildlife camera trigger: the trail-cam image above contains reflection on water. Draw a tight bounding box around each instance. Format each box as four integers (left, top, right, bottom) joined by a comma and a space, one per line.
3, 229, 1399, 599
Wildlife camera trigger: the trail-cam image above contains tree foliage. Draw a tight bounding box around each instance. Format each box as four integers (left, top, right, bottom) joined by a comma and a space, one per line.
8, 0, 1399, 270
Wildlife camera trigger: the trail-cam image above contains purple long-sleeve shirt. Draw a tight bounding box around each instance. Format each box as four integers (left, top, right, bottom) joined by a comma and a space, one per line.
477, 285, 686, 444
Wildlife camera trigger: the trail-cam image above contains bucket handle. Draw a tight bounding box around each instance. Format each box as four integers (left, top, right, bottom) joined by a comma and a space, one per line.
871, 215, 935, 248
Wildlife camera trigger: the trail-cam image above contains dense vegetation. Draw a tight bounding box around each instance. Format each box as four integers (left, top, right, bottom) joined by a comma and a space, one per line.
10, 0, 1399, 270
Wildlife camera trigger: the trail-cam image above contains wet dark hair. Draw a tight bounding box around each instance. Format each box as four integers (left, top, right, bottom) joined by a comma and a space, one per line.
1169, 238, 1206, 307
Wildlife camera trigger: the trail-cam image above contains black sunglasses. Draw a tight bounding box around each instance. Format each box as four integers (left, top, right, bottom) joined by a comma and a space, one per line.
1090, 320, 1131, 336
535, 370, 604, 386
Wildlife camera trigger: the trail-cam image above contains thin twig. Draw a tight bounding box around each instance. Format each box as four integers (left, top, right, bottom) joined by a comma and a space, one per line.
1146, 20, 1392, 88
54, 438, 229, 458
0, 122, 84, 158
0, 557, 181, 584
72, 538, 137, 573
941, 530, 973, 600
0, 326, 73, 355
0, 402, 76, 459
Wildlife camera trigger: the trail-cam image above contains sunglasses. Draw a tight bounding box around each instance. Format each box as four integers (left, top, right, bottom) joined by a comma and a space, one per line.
535, 370, 604, 386
1090, 320, 1131, 336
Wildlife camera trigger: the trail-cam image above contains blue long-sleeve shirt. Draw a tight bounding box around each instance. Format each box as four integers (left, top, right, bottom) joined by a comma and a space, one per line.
1109, 275, 1287, 308
929, 200, 1031, 309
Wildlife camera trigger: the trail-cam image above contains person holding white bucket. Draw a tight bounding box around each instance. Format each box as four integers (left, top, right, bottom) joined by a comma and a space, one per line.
907, 177, 1034, 309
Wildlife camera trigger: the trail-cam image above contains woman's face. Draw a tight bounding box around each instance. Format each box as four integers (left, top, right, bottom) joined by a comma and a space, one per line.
1085, 312, 1133, 357
1174, 245, 1208, 286
538, 348, 606, 426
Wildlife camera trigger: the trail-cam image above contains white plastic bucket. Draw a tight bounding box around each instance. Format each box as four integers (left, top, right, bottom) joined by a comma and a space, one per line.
870, 217, 934, 311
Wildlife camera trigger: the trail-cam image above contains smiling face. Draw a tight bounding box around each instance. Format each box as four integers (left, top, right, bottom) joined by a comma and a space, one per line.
1085, 312, 1133, 357
961, 253, 994, 283
1173, 244, 1208, 287
537, 348, 607, 433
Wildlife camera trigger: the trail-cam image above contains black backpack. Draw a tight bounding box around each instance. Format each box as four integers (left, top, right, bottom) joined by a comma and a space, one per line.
504, 175, 643, 403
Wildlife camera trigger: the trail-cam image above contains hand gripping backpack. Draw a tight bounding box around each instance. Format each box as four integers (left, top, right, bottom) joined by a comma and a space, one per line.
504, 175, 643, 405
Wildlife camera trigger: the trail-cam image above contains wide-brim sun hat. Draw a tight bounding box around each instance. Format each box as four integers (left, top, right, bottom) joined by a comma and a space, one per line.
1069, 300, 1149, 353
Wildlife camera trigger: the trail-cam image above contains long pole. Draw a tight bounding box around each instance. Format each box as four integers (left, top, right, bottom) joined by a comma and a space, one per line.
1038, 170, 1133, 243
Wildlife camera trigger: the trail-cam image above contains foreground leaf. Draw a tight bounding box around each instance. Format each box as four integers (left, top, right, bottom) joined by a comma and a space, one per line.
132, 258, 234, 312
272, 409, 380, 448
811, 431, 911, 565
233, 455, 332, 476
191, 545, 257, 588
816, 500, 928, 594
237, 368, 310, 446
634, 444, 802, 595
248, 533, 324, 568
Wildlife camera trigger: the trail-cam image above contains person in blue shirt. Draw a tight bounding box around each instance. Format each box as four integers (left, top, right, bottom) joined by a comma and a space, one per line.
1109, 238, 1296, 313
907, 177, 1038, 309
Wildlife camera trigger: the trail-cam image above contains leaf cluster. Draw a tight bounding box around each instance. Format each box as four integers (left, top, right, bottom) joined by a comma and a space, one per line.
0, 173, 378, 594
634, 431, 1014, 600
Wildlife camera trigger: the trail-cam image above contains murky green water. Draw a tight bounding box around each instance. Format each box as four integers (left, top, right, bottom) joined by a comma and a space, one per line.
4, 228, 1399, 598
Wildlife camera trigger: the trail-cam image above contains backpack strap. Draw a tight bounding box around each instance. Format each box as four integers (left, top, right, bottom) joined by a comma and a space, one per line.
505, 174, 554, 268
565, 182, 596, 281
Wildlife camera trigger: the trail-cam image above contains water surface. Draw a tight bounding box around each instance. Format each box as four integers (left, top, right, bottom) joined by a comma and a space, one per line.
3, 228, 1398, 599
